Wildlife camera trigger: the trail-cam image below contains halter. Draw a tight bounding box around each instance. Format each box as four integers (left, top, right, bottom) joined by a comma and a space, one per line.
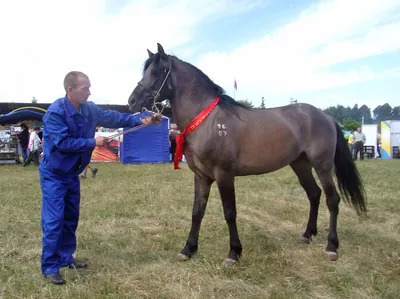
136, 58, 173, 114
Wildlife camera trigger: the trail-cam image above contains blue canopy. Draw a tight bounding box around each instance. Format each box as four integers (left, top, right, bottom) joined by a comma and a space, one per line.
0, 110, 45, 125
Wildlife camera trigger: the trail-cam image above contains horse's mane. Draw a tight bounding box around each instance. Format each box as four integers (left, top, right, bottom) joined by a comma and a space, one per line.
142, 53, 250, 112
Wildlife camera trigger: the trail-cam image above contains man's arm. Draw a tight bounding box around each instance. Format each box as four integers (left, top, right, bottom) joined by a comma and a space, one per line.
94, 105, 143, 129
44, 111, 96, 152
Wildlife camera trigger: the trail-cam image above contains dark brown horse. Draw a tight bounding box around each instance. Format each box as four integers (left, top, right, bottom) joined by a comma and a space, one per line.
128, 43, 367, 266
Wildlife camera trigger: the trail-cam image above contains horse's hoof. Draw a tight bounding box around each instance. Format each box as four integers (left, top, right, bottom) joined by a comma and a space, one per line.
325, 251, 338, 261
176, 253, 191, 262
298, 236, 311, 244
223, 258, 238, 267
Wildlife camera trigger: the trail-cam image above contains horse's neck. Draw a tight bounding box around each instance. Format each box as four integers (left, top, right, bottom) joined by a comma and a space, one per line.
171, 64, 216, 130
171, 93, 217, 131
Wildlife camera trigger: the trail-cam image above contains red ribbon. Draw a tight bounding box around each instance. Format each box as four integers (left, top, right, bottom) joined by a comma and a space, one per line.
174, 97, 220, 170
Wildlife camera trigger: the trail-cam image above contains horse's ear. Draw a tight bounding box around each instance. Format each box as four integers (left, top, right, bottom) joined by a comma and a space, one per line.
147, 49, 154, 57
157, 43, 166, 56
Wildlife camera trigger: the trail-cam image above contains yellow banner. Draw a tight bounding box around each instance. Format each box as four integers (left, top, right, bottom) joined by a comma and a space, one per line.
380, 121, 391, 159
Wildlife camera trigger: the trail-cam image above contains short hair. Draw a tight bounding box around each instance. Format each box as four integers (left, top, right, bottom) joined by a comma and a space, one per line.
20, 123, 28, 129
34, 127, 41, 131
63, 71, 89, 92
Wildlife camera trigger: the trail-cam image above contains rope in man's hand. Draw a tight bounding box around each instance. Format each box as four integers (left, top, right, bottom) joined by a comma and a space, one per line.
103, 111, 164, 143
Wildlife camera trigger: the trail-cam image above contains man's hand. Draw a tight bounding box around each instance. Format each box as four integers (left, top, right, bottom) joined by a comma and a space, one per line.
95, 136, 108, 147
141, 113, 163, 125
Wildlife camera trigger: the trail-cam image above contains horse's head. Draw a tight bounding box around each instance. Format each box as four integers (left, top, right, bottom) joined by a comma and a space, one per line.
128, 43, 173, 113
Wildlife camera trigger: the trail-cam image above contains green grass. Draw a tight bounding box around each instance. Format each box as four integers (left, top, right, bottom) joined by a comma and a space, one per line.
1, 160, 399, 298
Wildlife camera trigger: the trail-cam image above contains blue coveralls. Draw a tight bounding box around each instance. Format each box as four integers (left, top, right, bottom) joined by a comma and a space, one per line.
39, 97, 143, 275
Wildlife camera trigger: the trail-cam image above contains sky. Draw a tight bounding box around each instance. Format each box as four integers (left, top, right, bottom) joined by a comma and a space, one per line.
0, 0, 399, 110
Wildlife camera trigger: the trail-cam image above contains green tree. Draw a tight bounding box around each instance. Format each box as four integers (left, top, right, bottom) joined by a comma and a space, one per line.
336, 105, 346, 122
323, 106, 338, 120
373, 103, 392, 121
342, 118, 361, 131
350, 104, 362, 122
323, 105, 347, 122
32, 96, 38, 103
344, 106, 353, 120
237, 99, 254, 109
260, 97, 266, 109
359, 104, 372, 123
392, 106, 400, 120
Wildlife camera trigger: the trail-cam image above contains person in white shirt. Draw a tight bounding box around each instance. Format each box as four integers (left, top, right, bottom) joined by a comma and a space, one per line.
24, 127, 42, 166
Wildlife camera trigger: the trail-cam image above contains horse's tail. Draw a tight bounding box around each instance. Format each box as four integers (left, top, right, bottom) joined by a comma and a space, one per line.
333, 122, 367, 215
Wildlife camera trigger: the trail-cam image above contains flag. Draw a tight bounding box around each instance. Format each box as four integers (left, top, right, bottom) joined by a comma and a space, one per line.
234, 79, 237, 90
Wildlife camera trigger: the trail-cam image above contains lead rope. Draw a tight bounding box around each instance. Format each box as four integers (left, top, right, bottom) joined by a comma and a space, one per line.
106, 109, 162, 142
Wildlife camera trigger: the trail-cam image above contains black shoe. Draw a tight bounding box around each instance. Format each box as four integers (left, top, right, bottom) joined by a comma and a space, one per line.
92, 168, 98, 177
44, 272, 65, 285
68, 261, 88, 269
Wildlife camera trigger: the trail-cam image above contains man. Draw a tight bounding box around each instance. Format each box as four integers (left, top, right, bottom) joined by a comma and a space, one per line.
40, 71, 162, 285
353, 127, 366, 160
169, 124, 179, 162
23, 127, 41, 166
376, 131, 382, 158
17, 123, 29, 163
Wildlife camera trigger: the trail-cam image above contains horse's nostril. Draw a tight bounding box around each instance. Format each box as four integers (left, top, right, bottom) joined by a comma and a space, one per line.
129, 97, 137, 106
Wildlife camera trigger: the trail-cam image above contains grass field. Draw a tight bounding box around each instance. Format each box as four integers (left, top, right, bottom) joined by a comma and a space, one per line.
0, 159, 399, 298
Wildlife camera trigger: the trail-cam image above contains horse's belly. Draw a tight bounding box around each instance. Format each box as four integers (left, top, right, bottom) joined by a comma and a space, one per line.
235, 160, 291, 176
234, 144, 300, 176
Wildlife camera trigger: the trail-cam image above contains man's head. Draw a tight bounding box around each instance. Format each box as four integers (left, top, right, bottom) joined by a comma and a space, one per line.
20, 123, 28, 130
34, 127, 41, 133
357, 127, 361, 133
64, 71, 91, 106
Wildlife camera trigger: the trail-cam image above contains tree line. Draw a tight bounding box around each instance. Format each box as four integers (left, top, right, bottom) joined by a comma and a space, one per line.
236, 100, 400, 131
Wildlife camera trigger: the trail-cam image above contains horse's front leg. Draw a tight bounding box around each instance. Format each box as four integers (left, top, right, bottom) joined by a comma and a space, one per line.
177, 174, 213, 261
216, 173, 242, 266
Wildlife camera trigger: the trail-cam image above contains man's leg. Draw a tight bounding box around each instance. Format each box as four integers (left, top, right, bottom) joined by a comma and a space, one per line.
353, 142, 359, 160
377, 141, 381, 158
23, 152, 33, 167
91, 166, 98, 177
33, 151, 40, 165
60, 175, 86, 268
81, 167, 87, 178
40, 169, 67, 283
21, 147, 28, 163
360, 143, 364, 160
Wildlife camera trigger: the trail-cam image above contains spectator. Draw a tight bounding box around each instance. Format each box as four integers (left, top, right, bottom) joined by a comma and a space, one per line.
353, 127, 366, 160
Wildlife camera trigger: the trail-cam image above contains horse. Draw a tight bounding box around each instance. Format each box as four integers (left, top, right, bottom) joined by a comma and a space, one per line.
127, 43, 367, 266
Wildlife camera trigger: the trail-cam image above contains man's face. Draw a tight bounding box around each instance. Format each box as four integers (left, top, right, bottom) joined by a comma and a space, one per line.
68, 76, 91, 105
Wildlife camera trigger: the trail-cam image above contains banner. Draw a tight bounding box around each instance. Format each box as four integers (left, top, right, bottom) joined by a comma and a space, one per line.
380, 121, 391, 159
91, 132, 120, 162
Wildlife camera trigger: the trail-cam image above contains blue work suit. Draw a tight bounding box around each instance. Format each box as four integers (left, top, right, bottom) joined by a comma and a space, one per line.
39, 96, 143, 275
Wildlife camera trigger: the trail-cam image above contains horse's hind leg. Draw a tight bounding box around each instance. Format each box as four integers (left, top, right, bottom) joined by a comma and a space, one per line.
215, 172, 242, 266
177, 174, 213, 261
314, 164, 340, 261
290, 154, 322, 243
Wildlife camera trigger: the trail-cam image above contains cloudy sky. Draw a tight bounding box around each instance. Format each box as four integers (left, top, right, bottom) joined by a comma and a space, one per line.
1, 0, 399, 110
